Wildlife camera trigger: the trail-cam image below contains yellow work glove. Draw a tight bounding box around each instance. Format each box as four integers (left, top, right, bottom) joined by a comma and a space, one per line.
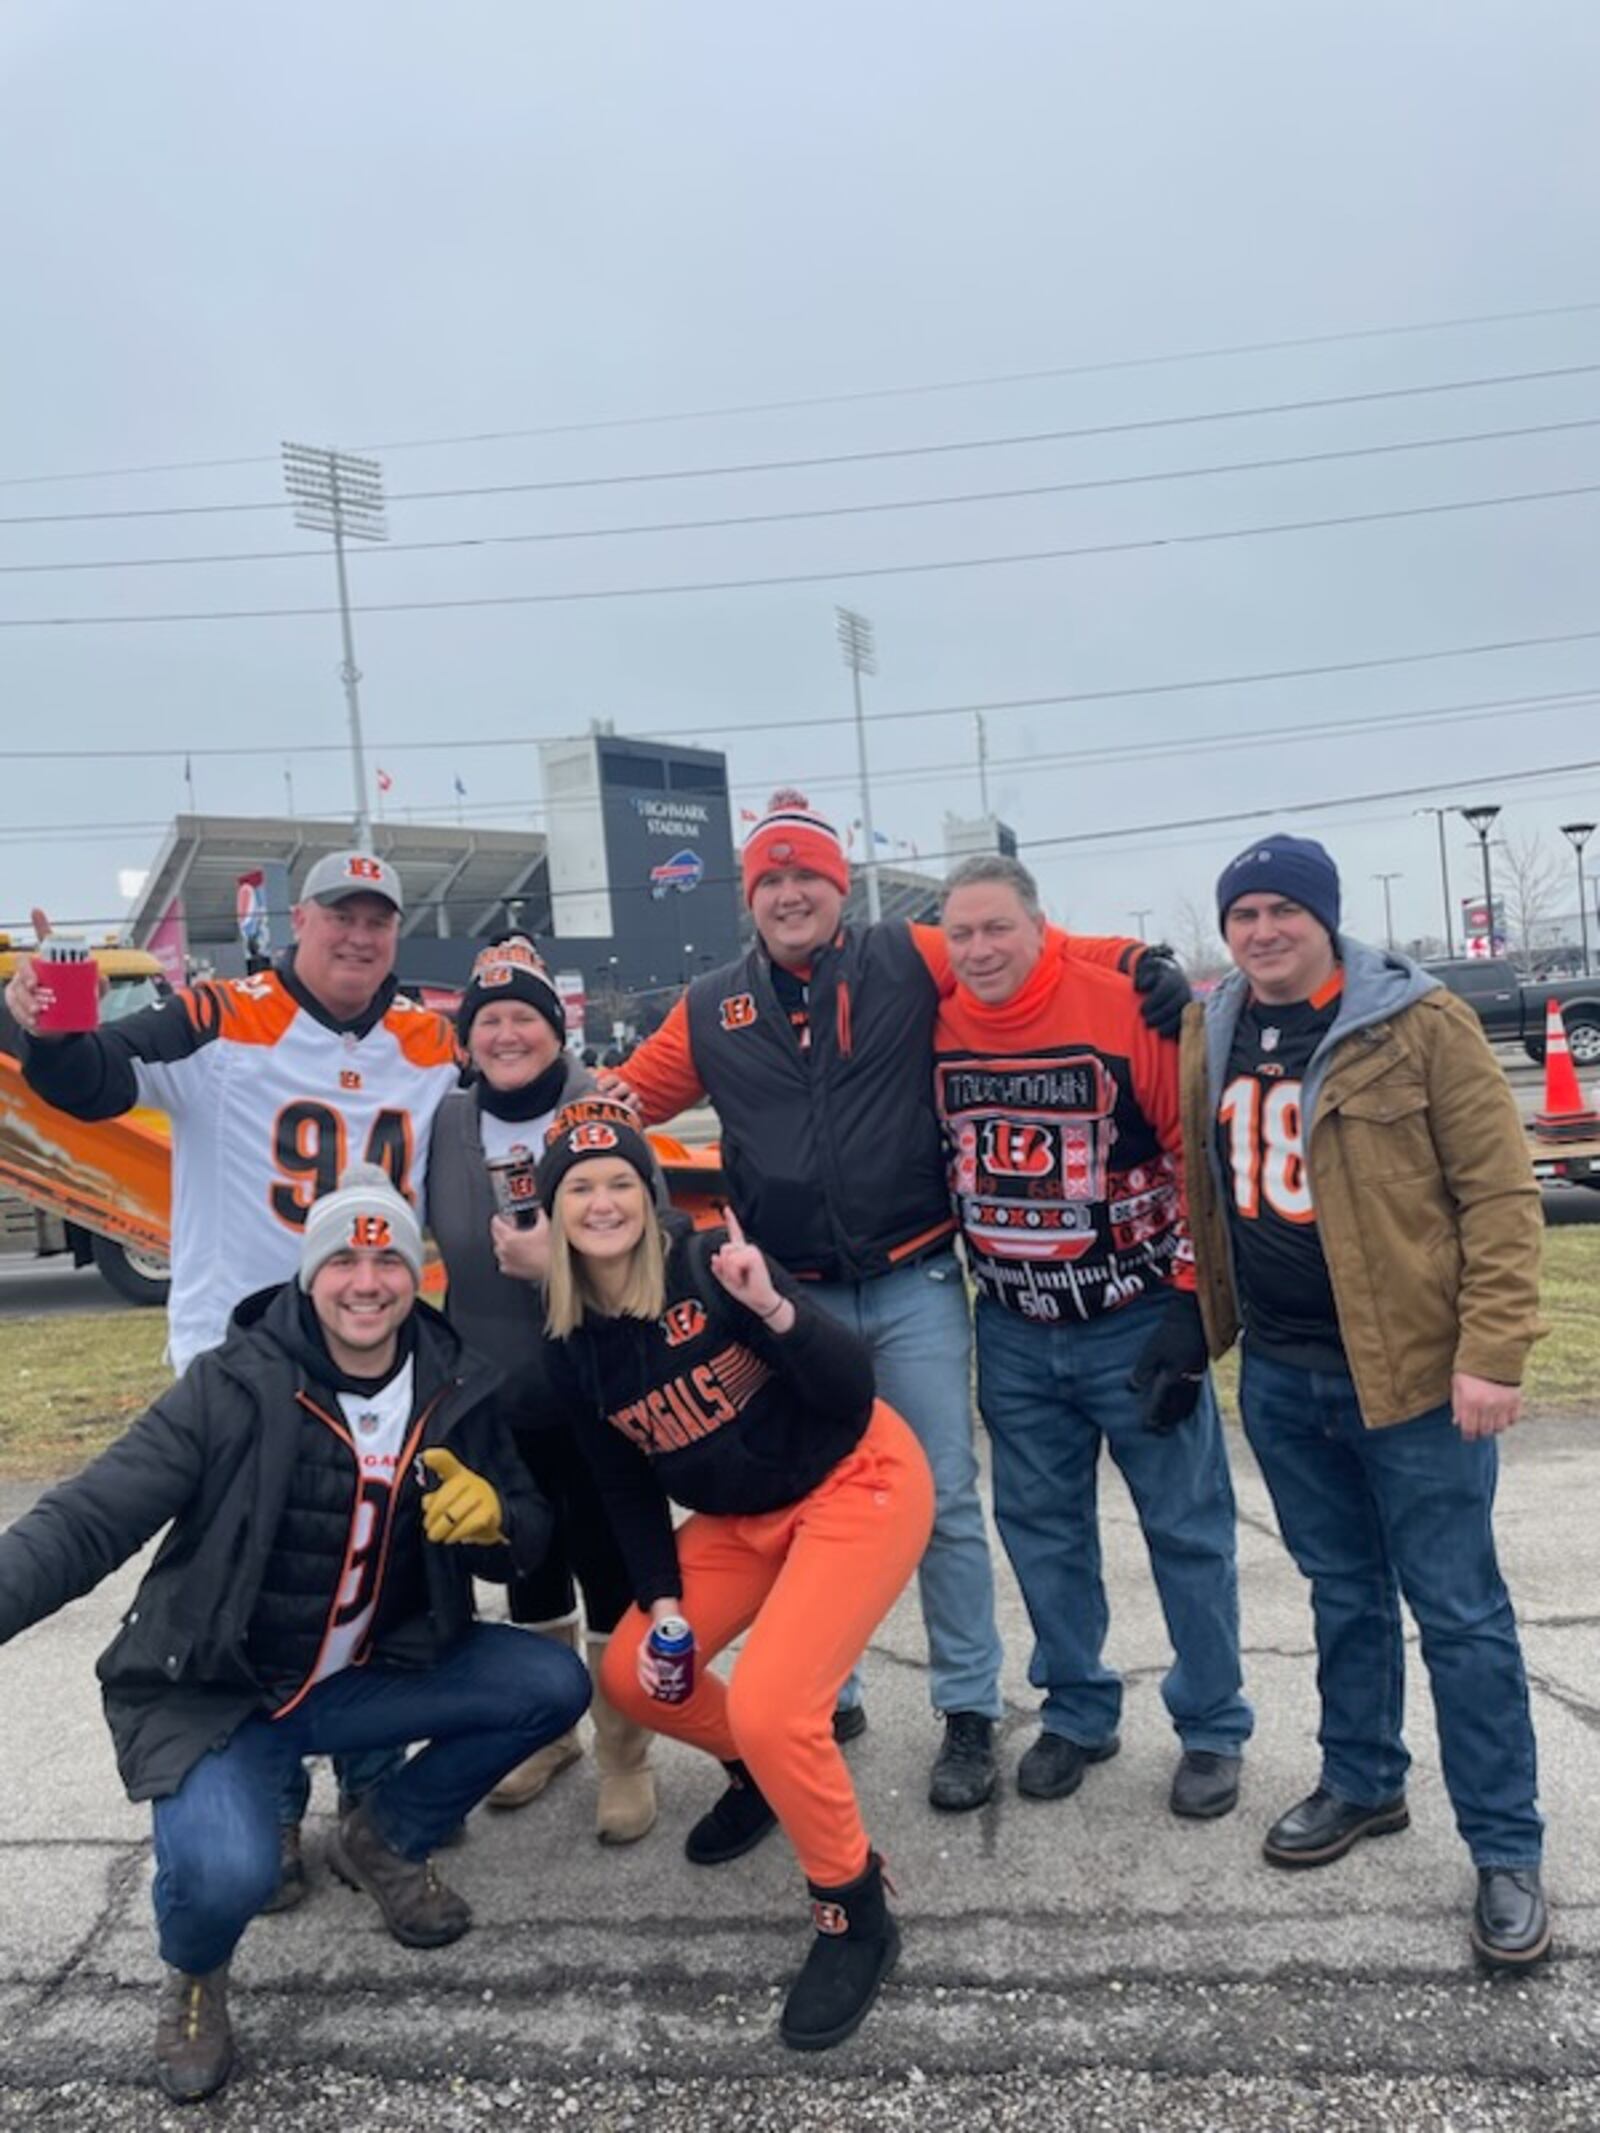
420, 1449, 505, 1546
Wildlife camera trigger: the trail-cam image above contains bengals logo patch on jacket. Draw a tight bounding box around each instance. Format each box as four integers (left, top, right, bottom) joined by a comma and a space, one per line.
719, 993, 758, 1032
660, 1299, 709, 1347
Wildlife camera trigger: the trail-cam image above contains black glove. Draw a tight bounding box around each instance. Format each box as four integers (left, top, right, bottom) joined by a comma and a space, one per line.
1128, 1289, 1209, 1434
1132, 946, 1191, 1039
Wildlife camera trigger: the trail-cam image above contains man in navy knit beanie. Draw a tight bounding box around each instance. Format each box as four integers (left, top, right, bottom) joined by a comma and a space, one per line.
1183, 829, 1550, 1973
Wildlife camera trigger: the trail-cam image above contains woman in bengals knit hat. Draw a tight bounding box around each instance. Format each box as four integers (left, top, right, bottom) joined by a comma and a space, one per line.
534, 1096, 935, 2053
425, 935, 659, 1845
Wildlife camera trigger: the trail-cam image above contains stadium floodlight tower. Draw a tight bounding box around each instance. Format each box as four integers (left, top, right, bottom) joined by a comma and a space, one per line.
836, 605, 881, 923
282, 443, 389, 845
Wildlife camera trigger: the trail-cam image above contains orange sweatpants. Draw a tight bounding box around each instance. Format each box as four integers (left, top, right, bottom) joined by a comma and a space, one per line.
599, 1400, 935, 1888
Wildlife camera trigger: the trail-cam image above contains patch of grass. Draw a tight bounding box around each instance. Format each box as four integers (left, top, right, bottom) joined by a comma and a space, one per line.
1211, 1226, 1600, 1423
1526, 1225, 1600, 1411
0, 1310, 171, 1481
4, 1229, 1598, 1487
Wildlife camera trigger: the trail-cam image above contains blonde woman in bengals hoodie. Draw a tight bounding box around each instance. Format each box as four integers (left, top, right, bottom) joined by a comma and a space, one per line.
518, 1098, 936, 2054
934, 855, 1252, 1824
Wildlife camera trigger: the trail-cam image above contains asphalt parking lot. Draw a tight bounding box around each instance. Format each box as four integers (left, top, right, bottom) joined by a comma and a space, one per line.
1, 1412, 1595, 2132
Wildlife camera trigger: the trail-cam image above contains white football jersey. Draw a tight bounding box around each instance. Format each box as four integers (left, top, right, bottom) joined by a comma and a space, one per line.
129, 971, 459, 1371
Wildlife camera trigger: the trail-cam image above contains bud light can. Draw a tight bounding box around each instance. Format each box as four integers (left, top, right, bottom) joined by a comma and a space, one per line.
647, 1615, 694, 1704
486, 1150, 541, 1229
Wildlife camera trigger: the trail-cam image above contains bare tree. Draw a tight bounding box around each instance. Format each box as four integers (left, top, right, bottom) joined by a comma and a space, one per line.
1493, 828, 1565, 973
1170, 894, 1231, 985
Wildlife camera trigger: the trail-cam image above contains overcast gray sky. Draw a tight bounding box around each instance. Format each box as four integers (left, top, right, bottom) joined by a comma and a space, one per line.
4, 0, 1599, 956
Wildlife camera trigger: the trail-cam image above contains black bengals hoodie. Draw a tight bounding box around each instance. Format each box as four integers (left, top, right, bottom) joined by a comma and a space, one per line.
543, 1215, 876, 1606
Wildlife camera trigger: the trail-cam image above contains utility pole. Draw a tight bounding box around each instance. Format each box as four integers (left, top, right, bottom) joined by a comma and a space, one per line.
976, 712, 990, 815
1130, 908, 1153, 941
282, 443, 388, 845
1372, 871, 1403, 950
836, 607, 881, 922
1413, 806, 1455, 956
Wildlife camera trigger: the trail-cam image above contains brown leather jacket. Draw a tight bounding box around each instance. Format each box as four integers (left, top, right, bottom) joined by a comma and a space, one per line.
1180, 938, 1543, 1427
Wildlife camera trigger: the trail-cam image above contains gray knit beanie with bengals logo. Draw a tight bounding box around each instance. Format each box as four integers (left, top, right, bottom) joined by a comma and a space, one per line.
299, 1161, 425, 1290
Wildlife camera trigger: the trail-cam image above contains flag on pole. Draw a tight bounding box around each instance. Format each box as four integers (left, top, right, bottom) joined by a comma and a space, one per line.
376, 768, 394, 794
739, 807, 759, 824
453, 776, 467, 798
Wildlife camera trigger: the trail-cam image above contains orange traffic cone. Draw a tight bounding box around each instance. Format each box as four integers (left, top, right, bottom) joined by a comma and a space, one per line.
1534, 997, 1600, 1141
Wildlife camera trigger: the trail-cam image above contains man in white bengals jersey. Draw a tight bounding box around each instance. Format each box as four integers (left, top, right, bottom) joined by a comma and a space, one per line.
7, 850, 459, 1373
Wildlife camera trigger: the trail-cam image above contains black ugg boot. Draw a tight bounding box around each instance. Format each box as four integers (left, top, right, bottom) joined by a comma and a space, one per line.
779, 1851, 900, 2051
683, 1760, 778, 1866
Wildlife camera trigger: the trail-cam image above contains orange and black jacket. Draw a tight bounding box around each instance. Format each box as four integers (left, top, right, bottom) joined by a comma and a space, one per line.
619, 920, 1141, 1284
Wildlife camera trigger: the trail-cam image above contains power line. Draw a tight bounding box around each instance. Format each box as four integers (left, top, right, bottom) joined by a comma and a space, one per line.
18, 747, 1600, 935
9, 623, 1600, 762
5, 413, 1597, 578
3, 478, 1597, 629
5, 294, 1600, 491
6, 685, 1596, 845
4, 361, 1599, 530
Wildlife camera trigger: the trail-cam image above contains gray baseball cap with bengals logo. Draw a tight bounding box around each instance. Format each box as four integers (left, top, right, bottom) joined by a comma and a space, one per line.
299, 849, 404, 914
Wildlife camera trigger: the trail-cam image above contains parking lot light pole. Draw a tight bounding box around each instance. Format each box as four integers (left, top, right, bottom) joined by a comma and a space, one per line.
836, 607, 881, 923
1458, 804, 1501, 954
1561, 822, 1596, 976
1372, 872, 1402, 951
1414, 806, 1455, 957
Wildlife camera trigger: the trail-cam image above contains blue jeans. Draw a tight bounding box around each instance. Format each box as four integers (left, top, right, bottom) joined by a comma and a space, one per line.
974, 1293, 1252, 1753
810, 1252, 1004, 1719
1240, 1346, 1542, 1868
152, 1623, 590, 1975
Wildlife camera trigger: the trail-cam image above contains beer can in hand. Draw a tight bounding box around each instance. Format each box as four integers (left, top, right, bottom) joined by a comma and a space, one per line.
32, 935, 100, 1034
647, 1615, 695, 1704
486, 1149, 541, 1229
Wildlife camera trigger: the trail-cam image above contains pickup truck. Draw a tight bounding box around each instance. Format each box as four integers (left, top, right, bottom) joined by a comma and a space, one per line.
1424, 958, 1600, 1067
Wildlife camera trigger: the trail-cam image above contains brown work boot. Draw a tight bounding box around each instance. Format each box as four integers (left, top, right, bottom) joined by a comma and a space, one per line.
488, 1615, 586, 1808
327, 1801, 472, 1949
154, 1964, 233, 2102
588, 1633, 657, 1845
257, 1823, 309, 1914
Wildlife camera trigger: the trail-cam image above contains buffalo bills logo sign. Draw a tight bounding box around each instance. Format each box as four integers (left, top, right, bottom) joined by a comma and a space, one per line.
660, 1299, 709, 1347
719, 993, 758, 1032
980, 1120, 1056, 1177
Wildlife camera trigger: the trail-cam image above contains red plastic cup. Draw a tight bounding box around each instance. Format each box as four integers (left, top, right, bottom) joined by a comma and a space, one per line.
31, 941, 100, 1034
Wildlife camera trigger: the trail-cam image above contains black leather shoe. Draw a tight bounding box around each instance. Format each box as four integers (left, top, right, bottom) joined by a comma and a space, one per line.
832, 1701, 868, 1746
1471, 1868, 1551, 1969
928, 1712, 997, 1812
1016, 1730, 1119, 1801
1170, 1749, 1241, 1820
1263, 1786, 1409, 1868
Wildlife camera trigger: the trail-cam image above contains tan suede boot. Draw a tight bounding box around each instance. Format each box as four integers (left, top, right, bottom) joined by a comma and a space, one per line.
486, 1615, 585, 1810
587, 1633, 658, 1845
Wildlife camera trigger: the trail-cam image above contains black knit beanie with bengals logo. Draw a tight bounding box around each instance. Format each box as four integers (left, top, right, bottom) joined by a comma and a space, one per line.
536, 1098, 661, 1215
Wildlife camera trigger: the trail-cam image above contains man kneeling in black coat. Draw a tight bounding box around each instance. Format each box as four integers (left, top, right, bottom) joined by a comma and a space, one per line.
0, 1163, 590, 2105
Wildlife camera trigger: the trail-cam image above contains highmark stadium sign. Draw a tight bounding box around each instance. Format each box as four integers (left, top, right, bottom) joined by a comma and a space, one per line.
632, 796, 712, 838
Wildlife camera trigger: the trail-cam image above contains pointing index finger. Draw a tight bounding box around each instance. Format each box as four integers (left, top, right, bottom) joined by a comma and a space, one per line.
30, 907, 51, 946
722, 1204, 746, 1250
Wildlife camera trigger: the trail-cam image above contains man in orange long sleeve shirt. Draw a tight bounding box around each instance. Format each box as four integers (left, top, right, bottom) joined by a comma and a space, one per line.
936, 854, 1252, 1819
